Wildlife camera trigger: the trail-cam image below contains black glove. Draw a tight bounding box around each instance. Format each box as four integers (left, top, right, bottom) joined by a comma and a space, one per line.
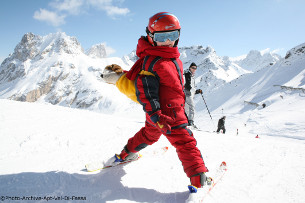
195, 89, 202, 94
149, 110, 174, 134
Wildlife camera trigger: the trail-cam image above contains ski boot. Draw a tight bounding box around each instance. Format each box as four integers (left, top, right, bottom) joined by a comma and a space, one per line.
115, 146, 139, 162
188, 120, 198, 130
104, 146, 139, 167
188, 172, 211, 193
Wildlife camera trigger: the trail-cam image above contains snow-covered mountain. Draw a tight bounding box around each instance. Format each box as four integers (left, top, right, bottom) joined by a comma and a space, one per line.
179, 46, 251, 93
198, 42, 305, 117
231, 49, 282, 72
86, 43, 107, 58
179, 46, 283, 93
0, 32, 139, 115
0, 32, 284, 114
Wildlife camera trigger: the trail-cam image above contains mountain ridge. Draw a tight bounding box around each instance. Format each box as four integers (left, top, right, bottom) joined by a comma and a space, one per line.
1, 32, 299, 115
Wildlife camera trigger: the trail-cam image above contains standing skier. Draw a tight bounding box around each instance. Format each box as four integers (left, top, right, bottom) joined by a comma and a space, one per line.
217, 116, 226, 134
101, 12, 209, 190
184, 62, 202, 128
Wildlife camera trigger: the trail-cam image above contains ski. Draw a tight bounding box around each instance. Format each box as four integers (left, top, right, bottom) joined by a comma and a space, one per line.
85, 146, 168, 172
186, 161, 227, 203
85, 154, 143, 172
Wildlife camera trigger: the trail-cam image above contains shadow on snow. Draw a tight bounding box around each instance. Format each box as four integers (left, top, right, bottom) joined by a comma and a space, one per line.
0, 166, 188, 203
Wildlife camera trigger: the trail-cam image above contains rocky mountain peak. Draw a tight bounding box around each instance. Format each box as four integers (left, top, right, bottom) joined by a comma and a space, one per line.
285, 43, 305, 60
13, 32, 41, 62
232, 49, 282, 72
6, 32, 84, 63
86, 43, 107, 58
39, 32, 83, 56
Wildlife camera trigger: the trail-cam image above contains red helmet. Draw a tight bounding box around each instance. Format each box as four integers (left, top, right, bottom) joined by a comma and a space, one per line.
146, 12, 181, 46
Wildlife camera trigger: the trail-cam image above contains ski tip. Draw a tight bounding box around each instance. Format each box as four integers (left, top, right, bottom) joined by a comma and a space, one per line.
160, 146, 169, 153
220, 161, 228, 171
85, 164, 92, 171
85, 165, 98, 172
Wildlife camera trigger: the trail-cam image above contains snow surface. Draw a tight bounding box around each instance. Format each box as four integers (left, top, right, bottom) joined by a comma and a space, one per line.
0, 33, 305, 202
1, 82, 305, 203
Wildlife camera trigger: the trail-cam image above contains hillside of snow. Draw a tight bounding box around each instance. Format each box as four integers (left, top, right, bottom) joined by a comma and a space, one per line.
1, 89, 305, 202
0, 32, 305, 202
199, 43, 305, 114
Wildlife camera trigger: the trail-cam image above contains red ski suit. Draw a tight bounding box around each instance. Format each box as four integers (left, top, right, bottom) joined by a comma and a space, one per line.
123, 37, 208, 177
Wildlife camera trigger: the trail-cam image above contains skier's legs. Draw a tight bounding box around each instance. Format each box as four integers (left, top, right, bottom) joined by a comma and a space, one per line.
222, 127, 226, 134
125, 121, 162, 153
165, 127, 208, 177
185, 98, 190, 119
185, 95, 195, 122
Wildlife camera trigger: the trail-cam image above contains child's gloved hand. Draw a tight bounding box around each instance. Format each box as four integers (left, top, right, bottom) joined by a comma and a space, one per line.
100, 64, 124, 85
149, 110, 175, 134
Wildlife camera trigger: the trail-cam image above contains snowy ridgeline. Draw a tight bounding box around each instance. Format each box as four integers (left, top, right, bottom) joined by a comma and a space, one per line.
0, 90, 305, 202
0, 32, 287, 115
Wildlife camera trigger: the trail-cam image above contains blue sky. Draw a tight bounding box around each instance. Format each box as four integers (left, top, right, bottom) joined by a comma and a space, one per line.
1, 0, 305, 63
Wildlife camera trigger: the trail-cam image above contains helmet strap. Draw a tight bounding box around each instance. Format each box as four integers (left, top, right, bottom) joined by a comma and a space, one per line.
174, 39, 179, 47
146, 27, 156, 46
146, 27, 153, 37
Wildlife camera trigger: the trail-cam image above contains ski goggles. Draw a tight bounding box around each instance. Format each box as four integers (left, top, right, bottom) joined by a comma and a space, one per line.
153, 30, 180, 42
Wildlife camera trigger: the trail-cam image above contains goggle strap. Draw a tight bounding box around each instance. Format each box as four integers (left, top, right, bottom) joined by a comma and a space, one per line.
146, 27, 154, 38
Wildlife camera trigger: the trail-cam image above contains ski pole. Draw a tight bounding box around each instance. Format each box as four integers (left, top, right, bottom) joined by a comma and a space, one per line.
200, 93, 213, 120
200, 93, 216, 129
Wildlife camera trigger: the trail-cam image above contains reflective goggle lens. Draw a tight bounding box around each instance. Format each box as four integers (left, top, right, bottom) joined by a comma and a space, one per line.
153, 30, 179, 42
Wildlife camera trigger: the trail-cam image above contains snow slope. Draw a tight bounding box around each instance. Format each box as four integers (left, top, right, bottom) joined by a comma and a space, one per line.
195, 43, 305, 130
0, 34, 304, 202
1, 93, 305, 203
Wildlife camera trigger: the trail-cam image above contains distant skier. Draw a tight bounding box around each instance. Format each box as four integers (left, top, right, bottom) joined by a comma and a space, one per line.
100, 12, 209, 191
217, 116, 226, 134
183, 62, 202, 128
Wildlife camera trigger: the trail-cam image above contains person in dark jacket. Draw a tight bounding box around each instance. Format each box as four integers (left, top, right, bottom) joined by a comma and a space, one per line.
184, 62, 202, 128
217, 116, 226, 134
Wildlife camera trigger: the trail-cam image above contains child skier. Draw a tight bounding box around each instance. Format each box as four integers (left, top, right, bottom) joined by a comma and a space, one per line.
101, 12, 209, 191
